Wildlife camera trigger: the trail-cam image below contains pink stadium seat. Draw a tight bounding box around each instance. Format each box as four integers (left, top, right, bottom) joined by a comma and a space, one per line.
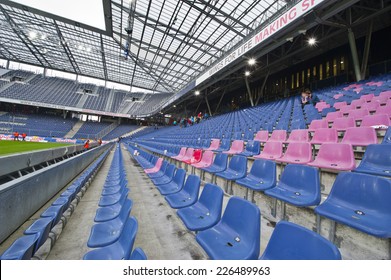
339, 105, 355, 114
310, 128, 338, 144
333, 101, 347, 110
360, 114, 391, 127
359, 93, 374, 102
350, 99, 365, 109
204, 139, 220, 151
253, 141, 283, 160
254, 130, 269, 142
268, 130, 287, 142
372, 95, 389, 105
315, 102, 330, 112
145, 158, 163, 174
361, 101, 380, 112
333, 94, 344, 100
332, 117, 356, 131
275, 142, 313, 164
379, 90, 391, 99
223, 140, 244, 154
308, 119, 328, 131
285, 129, 309, 143
180, 148, 195, 162
308, 143, 356, 171
375, 105, 391, 117
325, 111, 343, 123
347, 108, 370, 121
183, 149, 202, 164
191, 151, 214, 169
172, 147, 187, 160
341, 127, 378, 146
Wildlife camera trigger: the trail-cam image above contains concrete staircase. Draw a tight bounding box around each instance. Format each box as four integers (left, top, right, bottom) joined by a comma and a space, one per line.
76, 94, 89, 108
104, 89, 116, 112
121, 126, 148, 138
64, 120, 84, 138
0, 81, 15, 93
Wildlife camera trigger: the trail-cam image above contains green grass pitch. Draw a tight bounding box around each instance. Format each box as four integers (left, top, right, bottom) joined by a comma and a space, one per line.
0, 140, 72, 156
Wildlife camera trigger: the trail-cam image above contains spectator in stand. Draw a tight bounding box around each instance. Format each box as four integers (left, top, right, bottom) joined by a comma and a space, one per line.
84, 139, 90, 150
13, 131, 19, 141
204, 112, 209, 120
21, 132, 27, 141
197, 112, 203, 119
98, 138, 102, 146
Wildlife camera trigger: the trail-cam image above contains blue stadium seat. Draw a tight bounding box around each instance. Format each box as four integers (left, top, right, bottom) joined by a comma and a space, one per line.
177, 183, 224, 231
0, 234, 39, 260
315, 172, 391, 238
353, 144, 391, 177
24, 216, 56, 253
382, 127, 391, 144
235, 159, 276, 191
196, 197, 260, 260
98, 188, 129, 207
239, 140, 260, 157
83, 217, 138, 260
130, 247, 148, 260
201, 153, 228, 174
87, 199, 132, 247
156, 168, 186, 195
214, 138, 231, 152
151, 164, 176, 185
147, 161, 169, 179
265, 164, 321, 206
95, 198, 133, 223
165, 175, 201, 209
260, 221, 341, 260
215, 155, 247, 181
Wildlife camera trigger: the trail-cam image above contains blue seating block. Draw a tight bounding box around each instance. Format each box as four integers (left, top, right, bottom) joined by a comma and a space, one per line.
0, 234, 39, 260
353, 144, 391, 177
165, 175, 201, 209
235, 159, 276, 191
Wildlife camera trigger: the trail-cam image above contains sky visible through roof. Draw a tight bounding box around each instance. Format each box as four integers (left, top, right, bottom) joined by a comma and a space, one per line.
10, 0, 106, 30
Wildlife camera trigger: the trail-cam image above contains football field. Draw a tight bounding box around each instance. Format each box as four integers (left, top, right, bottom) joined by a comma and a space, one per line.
0, 140, 72, 156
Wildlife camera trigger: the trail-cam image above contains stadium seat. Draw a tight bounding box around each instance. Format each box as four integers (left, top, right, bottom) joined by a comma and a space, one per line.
144, 158, 163, 174
235, 159, 276, 191
23, 216, 56, 253
83, 217, 138, 260
214, 138, 231, 152
183, 149, 202, 164
196, 197, 260, 260
285, 129, 309, 143
172, 147, 187, 160
95, 199, 133, 223
382, 127, 391, 144
353, 144, 391, 177
177, 183, 224, 231
361, 101, 380, 112
375, 105, 391, 116
308, 143, 356, 171
331, 117, 356, 131
215, 155, 247, 181
99, 188, 129, 207
151, 164, 176, 185
308, 119, 328, 131
379, 90, 391, 99
265, 164, 321, 206
315, 172, 391, 238
179, 148, 195, 163
276, 142, 313, 164
259, 221, 341, 260
310, 128, 338, 144
325, 111, 343, 123
156, 168, 187, 195
0, 234, 39, 260
254, 130, 269, 142
201, 153, 228, 174
129, 248, 148, 260
87, 199, 132, 248
223, 140, 244, 154
165, 175, 201, 209
40, 204, 66, 228
341, 127, 378, 146
359, 93, 375, 102
360, 114, 390, 127
253, 141, 283, 160
147, 161, 169, 179
268, 130, 287, 142
191, 150, 214, 169
204, 139, 220, 151
350, 99, 365, 109
240, 140, 261, 157
333, 101, 347, 110
347, 108, 370, 121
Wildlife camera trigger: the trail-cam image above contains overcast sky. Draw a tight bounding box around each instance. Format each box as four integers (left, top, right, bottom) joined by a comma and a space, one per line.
10, 0, 106, 30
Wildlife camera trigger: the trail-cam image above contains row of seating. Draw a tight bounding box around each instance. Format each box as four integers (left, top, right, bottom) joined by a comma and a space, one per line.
127, 144, 342, 260
83, 144, 147, 260
1, 147, 111, 260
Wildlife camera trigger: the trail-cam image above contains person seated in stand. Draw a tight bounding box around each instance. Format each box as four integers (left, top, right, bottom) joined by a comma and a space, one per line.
301, 89, 311, 108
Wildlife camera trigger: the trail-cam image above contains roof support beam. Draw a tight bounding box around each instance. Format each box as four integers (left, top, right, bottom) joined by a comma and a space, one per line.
100, 34, 108, 81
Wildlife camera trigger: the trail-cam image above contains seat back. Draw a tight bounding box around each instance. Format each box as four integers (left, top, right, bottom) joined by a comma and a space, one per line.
375, 105, 391, 115
221, 197, 260, 259
214, 153, 229, 169
192, 149, 202, 162
254, 130, 269, 142
347, 108, 369, 120
198, 184, 224, 221
269, 130, 287, 142
361, 101, 380, 112
153, 158, 163, 169
283, 142, 312, 161
361, 114, 390, 127
219, 139, 231, 150
172, 168, 187, 186
118, 199, 133, 223
279, 164, 320, 204
314, 143, 356, 169
183, 148, 194, 158
0, 234, 39, 260
379, 90, 391, 98
341, 127, 377, 146
286, 129, 309, 143
325, 111, 343, 122
207, 139, 220, 150
311, 128, 338, 144
228, 155, 247, 175
24, 216, 56, 253
199, 151, 214, 165
332, 117, 355, 130
249, 159, 276, 185
333, 101, 347, 110
230, 140, 244, 152
130, 248, 147, 260
351, 99, 365, 108
118, 217, 138, 260
358, 144, 391, 168
176, 147, 186, 157
261, 141, 283, 157
260, 221, 341, 260
182, 175, 201, 200
360, 93, 374, 102
309, 119, 328, 130
383, 127, 391, 144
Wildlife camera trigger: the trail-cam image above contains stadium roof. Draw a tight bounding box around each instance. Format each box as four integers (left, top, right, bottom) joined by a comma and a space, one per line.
0, 0, 293, 94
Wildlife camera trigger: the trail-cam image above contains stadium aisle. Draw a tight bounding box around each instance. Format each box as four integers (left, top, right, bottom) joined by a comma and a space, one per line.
47, 148, 115, 260
121, 145, 208, 260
